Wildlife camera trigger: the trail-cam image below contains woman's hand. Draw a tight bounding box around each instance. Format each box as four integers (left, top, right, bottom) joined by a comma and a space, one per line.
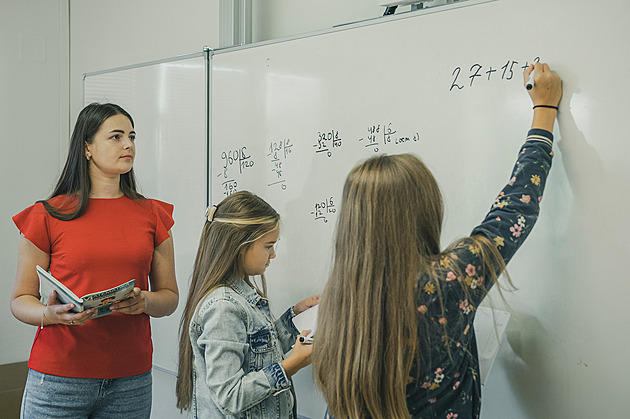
43, 290, 97, 326
109, 287, 148, 315
281, 330, 314, 378
293, 294, 320, 315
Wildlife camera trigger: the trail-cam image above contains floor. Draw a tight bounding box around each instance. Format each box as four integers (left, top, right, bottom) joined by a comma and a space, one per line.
0, 361, 28, 419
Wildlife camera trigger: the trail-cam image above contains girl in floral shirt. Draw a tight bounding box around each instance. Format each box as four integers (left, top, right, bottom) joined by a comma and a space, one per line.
312, 62, 563, 418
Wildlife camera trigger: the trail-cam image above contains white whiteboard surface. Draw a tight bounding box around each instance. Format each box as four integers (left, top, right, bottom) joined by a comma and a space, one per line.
211, 0, 630, 417
84, 54, 207, 373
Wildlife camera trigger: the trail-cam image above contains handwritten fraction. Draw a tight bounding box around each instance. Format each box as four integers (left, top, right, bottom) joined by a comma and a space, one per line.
311, 197, 336, 223
450, 57, 541, 91
313, 129, 343, 157
267, 139, 293, 190
216, 146, 255, 196
359, 122, 420, 153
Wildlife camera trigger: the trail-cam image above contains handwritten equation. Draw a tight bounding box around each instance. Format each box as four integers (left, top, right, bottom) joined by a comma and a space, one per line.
217, 146, 255, 196
450, 57, 541, 91
359, 122, 420, 153
267, 139, 293, 190
311, 197, 336, 223
313, 130, 343, 157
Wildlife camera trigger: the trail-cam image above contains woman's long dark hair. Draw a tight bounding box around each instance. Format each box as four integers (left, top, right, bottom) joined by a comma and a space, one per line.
41, 103, 144, 220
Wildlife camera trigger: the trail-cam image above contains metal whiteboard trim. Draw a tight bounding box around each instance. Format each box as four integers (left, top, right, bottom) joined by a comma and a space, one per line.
204, 47, 213, 208
81, 50, 206, 79
81, 47, 212, 212
152, 363, 177, 376
81, 50, 207, 108
204, 44, 241, 206
210, 0, 496, 56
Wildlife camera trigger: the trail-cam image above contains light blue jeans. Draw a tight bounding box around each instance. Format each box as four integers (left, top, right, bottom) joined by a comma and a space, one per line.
21, 368, 152, 419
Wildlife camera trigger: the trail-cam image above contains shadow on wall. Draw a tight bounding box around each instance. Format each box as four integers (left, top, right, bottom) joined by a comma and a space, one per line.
497, 86, 585, 419
501, 75, 628, 417
502, 312, 557, 418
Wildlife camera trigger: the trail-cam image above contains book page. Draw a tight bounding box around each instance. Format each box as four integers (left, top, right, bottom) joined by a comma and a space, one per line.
37, 265, 83, 311
36, 265, 135, 318
81, 279, 135, 318
474, 306, 511, 385
292, 305, 318, 338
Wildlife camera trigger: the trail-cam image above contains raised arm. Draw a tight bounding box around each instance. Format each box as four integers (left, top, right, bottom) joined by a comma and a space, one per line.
471, 63, 563, 265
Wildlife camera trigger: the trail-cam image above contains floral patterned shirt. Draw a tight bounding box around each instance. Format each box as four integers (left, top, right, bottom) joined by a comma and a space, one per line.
405, 129, 554, 418
324, 129, 554, 419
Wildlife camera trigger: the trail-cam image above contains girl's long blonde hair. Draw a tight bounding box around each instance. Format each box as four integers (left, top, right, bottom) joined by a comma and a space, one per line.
312, 154, 505, 419
176, 191, 279, 411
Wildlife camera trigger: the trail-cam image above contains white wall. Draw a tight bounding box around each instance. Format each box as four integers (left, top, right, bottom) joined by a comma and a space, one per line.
250, 1, 467, 42
0, 0, 69, 365
1, 0, 222, 366
69, 0, 221, 122
252, 0, 386, 42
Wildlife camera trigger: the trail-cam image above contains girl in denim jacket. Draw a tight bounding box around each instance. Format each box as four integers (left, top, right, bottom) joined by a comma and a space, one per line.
177, 191, 319, 418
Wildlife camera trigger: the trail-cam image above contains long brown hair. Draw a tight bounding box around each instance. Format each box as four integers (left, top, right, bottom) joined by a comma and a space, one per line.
312, 154, 506, 419
40, 103, 143, 220
176, 191, 280, 411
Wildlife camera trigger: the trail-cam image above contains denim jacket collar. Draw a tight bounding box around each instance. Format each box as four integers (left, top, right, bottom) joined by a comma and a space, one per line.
230, 276, 266, 306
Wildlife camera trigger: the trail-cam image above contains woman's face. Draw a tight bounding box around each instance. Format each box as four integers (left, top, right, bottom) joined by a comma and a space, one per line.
85, 114, 135, 179
242, 228, 279, 276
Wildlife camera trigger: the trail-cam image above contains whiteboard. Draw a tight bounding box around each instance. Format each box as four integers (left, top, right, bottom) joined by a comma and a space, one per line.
210, 0, 630, 417
84, 52, 208, 373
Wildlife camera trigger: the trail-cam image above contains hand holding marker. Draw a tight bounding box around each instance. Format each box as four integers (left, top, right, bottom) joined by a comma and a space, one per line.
291, 332, 314, 349
292, 304, 318, 345
299, 335, 314, 344
526, 69, 535, 90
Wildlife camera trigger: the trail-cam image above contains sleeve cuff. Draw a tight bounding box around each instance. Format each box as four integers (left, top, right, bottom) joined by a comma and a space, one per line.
526, 129, 554, 148
282, 308, 299, 334
262, 362, 291, 393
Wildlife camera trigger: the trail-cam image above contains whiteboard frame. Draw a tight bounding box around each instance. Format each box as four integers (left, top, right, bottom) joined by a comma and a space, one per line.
82, 49, 211, 374
211, 0, 496, 57
82, 48, 212, 207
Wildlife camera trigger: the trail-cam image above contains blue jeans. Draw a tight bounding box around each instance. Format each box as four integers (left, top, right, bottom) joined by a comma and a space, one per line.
21, 368, 152, 419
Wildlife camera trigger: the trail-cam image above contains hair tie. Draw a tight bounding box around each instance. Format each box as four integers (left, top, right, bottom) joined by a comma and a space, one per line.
533, 105, 559, 110
206, 205, 218, 222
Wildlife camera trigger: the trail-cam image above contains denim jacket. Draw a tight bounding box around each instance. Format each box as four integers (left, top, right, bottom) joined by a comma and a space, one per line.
189, 277, 300, 418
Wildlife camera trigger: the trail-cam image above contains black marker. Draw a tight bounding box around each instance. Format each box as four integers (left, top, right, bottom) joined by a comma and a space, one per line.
299, 336, 314, 344
526, 70, 535, 90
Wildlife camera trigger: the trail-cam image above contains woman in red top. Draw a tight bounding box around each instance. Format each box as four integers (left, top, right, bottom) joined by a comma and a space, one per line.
11, 103, 179, 418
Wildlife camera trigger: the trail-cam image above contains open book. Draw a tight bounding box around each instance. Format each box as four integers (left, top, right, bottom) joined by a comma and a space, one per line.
36, 265, 135, 319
